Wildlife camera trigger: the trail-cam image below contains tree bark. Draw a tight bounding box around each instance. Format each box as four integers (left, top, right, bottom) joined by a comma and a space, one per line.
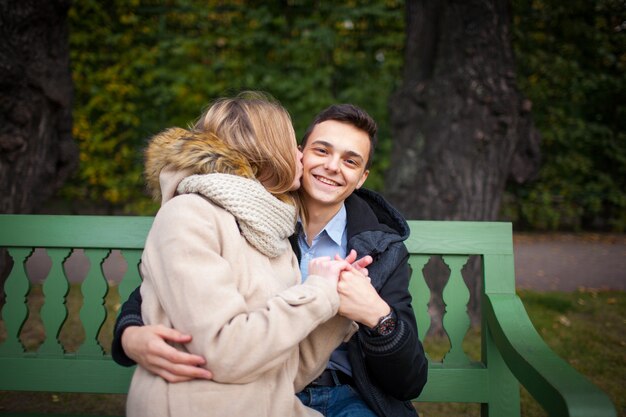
0, 0, 77, 214
386, 0, 541, 329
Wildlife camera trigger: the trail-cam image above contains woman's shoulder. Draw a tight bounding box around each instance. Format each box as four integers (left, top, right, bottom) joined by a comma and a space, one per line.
155, 193, 235, 227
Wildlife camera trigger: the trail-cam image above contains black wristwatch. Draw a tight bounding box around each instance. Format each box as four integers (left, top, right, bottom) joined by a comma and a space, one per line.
369, 309, 397, 336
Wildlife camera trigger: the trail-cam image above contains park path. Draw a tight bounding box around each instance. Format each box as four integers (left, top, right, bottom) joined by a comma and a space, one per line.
513, 233, 626, 292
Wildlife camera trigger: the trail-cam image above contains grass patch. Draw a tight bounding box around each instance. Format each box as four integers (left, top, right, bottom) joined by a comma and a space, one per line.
517, 288, 625, 417
1, 289, 624, 416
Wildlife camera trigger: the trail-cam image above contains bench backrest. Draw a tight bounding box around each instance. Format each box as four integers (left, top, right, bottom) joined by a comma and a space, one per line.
405, 220, 517, 407
0, 215, 517, 405
0, 215, 150, 393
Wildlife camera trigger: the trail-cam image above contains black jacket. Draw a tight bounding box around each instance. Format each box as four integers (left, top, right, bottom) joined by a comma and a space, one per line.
112, 188, 427, 417
334, 189, 427, 417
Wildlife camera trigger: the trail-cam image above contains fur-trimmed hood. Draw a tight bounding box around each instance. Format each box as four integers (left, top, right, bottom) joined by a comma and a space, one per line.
144, 127, 256, 204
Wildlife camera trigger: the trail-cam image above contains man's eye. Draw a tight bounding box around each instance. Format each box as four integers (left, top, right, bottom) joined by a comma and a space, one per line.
314, 148, 328, 154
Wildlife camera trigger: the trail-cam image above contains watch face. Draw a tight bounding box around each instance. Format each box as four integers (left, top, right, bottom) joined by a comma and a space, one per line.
376, 316, 396, 336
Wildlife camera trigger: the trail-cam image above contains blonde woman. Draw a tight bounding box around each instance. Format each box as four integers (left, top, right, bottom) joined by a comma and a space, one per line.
126, 92, 357, 417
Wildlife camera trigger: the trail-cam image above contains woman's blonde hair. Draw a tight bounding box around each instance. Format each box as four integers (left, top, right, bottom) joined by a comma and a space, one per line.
193, 91, 298, 202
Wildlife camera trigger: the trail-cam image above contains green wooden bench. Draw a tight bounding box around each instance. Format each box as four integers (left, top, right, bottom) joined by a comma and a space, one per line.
0, 215, 616, 417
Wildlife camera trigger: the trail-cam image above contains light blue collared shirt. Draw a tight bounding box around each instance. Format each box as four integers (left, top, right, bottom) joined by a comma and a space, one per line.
297, 204, 348, 281
296, 204, 352, 376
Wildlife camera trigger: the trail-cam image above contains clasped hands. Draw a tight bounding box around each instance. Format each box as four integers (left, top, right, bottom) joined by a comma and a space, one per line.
308, 250, 390, 328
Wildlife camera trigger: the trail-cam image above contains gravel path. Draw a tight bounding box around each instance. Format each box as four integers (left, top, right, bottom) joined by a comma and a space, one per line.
513, 233, 626, 292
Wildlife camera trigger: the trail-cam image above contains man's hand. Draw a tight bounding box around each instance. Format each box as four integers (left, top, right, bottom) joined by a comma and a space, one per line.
338, 249, 373, 277
337, 268, 390, 328
121, 325, 213, 383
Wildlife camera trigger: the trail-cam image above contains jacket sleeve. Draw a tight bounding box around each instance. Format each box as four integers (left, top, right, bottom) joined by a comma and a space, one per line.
111, 285, 144, 366
358, 245, 428, 400
143, 195, 346, 384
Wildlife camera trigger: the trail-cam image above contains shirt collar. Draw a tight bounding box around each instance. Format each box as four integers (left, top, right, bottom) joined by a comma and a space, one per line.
320, 204, 347, 246
297, 203, 347, 246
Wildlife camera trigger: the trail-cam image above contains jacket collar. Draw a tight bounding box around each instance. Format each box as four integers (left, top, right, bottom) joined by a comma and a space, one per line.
290, 188, 409, 261
345, 188, 410, 242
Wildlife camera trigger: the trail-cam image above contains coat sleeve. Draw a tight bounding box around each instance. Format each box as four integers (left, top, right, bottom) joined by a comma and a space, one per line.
294, 316, 357, 392
358, 245, 428, 400
142, 195, 345, 384
111, 285, 144, 366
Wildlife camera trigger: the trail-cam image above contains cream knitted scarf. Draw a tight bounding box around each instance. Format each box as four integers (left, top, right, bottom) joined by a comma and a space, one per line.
177, 174, 296, 258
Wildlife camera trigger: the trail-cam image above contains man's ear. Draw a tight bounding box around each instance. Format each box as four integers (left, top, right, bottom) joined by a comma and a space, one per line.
356, 170, 369, 189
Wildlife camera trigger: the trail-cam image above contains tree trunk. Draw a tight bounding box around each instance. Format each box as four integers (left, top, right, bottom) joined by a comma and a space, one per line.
386, 0, 541, 330
0, 0, 77, 214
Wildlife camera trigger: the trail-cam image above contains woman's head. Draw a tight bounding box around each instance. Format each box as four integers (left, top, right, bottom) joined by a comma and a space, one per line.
194, 91, 302, 197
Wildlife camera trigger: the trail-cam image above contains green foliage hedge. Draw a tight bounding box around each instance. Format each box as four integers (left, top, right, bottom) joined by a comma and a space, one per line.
63, 0, 625, 231
63, 0, 404, 214
504, 0, 626, 231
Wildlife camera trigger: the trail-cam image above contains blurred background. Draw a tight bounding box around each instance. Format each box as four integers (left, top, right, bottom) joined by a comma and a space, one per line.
0, 1, 624, 415
1, 0, 624, 233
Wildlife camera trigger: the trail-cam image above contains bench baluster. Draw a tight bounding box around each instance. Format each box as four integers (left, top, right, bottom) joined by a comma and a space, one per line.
441, 255, 471, 365
0, 248, 32, 355
39, 248, 71, 356
408, 254, 431, 346
118, 250, 143, 304
78, 249, 110, 356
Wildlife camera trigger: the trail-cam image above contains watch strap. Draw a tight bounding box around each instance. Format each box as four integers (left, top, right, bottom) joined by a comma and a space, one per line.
369, 309, 397, 336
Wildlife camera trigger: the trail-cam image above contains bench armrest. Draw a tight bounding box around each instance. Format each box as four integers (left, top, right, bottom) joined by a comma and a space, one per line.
484, 293, 617, 417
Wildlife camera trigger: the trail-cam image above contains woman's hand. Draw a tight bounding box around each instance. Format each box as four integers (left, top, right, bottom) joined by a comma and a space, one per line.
307, 257, 351, 284
121, 325, 213, 383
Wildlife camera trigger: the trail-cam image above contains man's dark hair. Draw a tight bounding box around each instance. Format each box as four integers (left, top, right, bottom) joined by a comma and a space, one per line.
301, 104, 378, 169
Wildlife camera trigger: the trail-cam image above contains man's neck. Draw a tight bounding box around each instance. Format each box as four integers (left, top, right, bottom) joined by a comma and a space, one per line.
302, 198, 343, 246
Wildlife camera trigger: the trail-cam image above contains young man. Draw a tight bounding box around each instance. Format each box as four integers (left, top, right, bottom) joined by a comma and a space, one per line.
113, 104, 428, 417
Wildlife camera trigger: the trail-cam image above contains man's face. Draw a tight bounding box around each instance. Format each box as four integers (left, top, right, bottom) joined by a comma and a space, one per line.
301, 120, 370, 210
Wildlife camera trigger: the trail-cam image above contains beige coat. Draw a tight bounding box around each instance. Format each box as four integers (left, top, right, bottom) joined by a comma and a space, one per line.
127, 128, 355, 417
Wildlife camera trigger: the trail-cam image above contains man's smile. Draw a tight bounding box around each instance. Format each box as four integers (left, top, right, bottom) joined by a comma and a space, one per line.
313, 175, 341, 187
